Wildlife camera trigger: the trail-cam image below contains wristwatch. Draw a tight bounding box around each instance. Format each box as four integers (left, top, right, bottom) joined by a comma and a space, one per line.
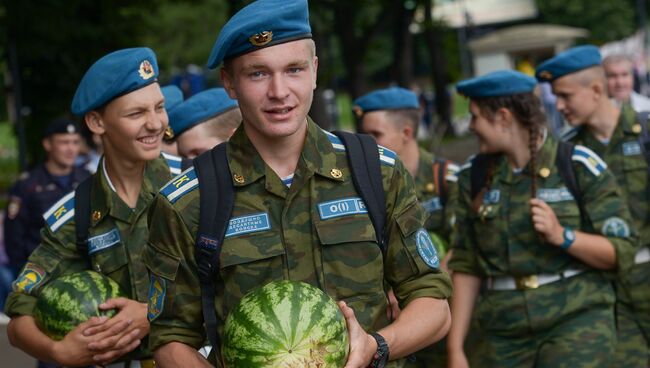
561, 227, 576, 250
369, 332, 389, 368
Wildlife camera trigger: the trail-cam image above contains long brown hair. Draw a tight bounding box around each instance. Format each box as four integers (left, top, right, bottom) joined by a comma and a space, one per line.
471, 92, 547, 212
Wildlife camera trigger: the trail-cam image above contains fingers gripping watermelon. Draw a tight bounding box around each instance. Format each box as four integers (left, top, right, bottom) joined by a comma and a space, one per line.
222, 280, 350, 367
34, 270, 126, 341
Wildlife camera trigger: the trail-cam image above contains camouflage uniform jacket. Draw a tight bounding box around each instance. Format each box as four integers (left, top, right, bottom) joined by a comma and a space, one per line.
414, 148, 459, 243
5, 155, 175, 357
449, 135, 636, 276
146, 119, 453, 364
564, 104, 649, 251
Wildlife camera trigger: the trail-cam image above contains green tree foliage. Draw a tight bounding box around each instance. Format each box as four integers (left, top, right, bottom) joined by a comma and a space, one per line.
536, 0, 636, 44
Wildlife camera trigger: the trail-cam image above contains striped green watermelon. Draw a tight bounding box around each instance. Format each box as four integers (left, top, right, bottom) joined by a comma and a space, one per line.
222, 280, 349, 367
34, 270, 126, 341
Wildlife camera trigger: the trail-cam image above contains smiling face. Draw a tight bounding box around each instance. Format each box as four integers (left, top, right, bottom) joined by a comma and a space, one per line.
221, 39, 318, 143
43, 133, 82, 169
85, 83, 168, 164
468, 100, 507, 154
604, 59, 634, 102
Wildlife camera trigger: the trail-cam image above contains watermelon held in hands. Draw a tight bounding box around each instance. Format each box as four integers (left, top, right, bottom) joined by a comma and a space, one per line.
34, 270, 126, 341
222, 280, 350, 367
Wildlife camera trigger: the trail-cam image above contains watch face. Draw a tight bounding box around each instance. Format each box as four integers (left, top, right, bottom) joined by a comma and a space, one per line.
565, 228, 575, 241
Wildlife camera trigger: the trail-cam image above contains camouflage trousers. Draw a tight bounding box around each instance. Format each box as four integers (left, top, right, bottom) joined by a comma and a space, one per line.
471, 271, 616, 368
613, 261, 650, 367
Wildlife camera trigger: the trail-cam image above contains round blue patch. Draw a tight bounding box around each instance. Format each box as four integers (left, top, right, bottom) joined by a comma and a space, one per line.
415, 229, 440, 269
601, 217, 630, 238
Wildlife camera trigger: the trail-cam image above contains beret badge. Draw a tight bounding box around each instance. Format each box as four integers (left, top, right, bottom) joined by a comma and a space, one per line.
164, 126, 175, 140
249, 31, 273, 46
352, 105, 363, 118
139, 60, 155, 80
538, 70, 553, 80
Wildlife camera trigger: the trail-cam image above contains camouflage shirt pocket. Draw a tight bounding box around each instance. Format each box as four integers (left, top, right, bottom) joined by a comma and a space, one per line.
90, 240, 129, 275
144, 244, 180, 281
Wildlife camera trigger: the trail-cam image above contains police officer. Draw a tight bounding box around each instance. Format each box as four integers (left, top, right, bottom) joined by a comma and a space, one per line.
5, 47, 177, 368
161, 85, 184, 156
5, 119, 90, 275
354, 87, 459, 253
145, 1, 452, 367
447, 70, 635, 367
166, 87, 240, 158
536, 45, 650, 367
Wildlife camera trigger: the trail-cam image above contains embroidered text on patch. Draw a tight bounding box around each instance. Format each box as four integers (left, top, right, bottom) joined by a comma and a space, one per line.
225, 213, 271, 238
537, 188, 575, 203
623, 141, 642, 156
318, 197, 368, 220
421, 197, 442, 213
88, 228, 121, 255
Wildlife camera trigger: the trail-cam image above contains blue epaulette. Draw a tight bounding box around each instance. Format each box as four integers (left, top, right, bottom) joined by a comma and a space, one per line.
42, 191, 75, 232
560, 127, 580, 141
162, 152, 183, 176
160, 167, 199, 204
572, 145, 607, 176
446, 162, 460, 182
323, 130, 396, 167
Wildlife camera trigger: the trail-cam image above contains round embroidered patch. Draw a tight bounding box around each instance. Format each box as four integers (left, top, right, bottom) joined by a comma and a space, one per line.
416, 229, 440, 269
601, 217, 630, 238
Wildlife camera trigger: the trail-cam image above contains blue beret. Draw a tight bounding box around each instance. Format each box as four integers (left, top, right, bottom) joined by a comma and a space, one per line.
161, 85, 184, 113
71, 47, 159, 116
456, 70, 537, 98
352, 87, 419, 118
535, 45, 601, 82
207, 0, 312, 69
168, 88, 238, 137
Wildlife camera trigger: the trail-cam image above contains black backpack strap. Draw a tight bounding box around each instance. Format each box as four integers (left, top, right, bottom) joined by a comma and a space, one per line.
555, 141, 583, 209
333, 131, 387, 253
469, 154, 492, 200
74, 176, 93, 265
433, 159, 449, 206
636, 111, 650, 172
181, 157, 193, 171
192, 142, 234, 364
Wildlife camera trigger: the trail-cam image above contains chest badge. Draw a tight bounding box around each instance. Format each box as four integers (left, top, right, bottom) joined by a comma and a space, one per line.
539, 167, 550, 178
632, 124, 642, 134
233, 174, 245, 184
425, 183, 435, 193
92, 211, 102, 222
330, 168, 342, 179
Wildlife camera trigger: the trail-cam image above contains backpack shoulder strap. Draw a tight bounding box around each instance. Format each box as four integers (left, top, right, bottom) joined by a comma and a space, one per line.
433, 159, 449, 205
181, 157, 193, 171
555, 141, 582, 208
333, 131, 387, 253
636, 111, 650, 167
469, 154, 491, 200
74, 176, 93, 265
192, 142, 234, 363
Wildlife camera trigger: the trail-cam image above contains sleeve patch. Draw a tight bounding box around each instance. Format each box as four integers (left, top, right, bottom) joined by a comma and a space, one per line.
160, 167, 198, 203
415, 229, 440, 269
42, 191, 75, 232
601, 217, 631, 238
572, 145, 607, 176
147, 275, 166, 321
378, 145, 396, 167
12, 262, 46, 294
324, 130, 346, 152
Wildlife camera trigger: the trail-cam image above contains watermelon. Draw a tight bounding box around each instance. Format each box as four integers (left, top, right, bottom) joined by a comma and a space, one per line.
34, 270, 126, 341
222, 280, 349, 367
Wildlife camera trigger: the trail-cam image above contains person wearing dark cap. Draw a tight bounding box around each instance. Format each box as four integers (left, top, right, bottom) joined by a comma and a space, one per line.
4, 118, 90, 275
355, 86, 458, 368
161, 85, 184, 156
447, 70, 634, 367
5, 47, 177, 368
537, 45, 650, 367
167, 87, 240, 158
145, 0, 452, 367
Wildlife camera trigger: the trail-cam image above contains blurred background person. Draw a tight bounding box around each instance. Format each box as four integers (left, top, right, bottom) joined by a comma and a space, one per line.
603, 53, 650, 112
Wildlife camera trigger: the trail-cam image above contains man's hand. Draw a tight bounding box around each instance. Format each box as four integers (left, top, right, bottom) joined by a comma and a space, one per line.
530, 198, 563, 246
83, 297, 149, 365
338, 301, 377, 368
51, 316, 115, 366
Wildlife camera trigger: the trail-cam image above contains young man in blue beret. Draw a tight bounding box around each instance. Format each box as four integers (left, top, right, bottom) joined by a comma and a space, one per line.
537, 45, 649, 367
144, 0, 452, 367
5, 47, 178, 367
167, 87, 241, 158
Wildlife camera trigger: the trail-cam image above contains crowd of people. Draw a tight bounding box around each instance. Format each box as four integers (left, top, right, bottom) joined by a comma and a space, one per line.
1, 0, 648, 367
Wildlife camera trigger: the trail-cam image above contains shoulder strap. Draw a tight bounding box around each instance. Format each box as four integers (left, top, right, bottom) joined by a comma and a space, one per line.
636, 111, 650, 167
181, 157, 193, 171
555, 141, 582, 208
470, 154, 491, 200
333, 131, 387, 253
192, 142, 234, 364
74, 176, 93, 265
433, 159, 449, 205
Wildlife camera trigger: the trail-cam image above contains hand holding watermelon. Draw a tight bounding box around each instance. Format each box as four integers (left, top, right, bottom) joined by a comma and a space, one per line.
338, 300, 380, 368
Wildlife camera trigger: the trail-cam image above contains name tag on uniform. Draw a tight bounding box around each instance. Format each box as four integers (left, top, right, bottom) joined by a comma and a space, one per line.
318, 197, 367, 220
88, 228, 121, 255
623, 141, 642, 156
225, 213, 271, 238
537, 187, 575, 203
421, 197, 442, 213
483, 190, 500, 204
